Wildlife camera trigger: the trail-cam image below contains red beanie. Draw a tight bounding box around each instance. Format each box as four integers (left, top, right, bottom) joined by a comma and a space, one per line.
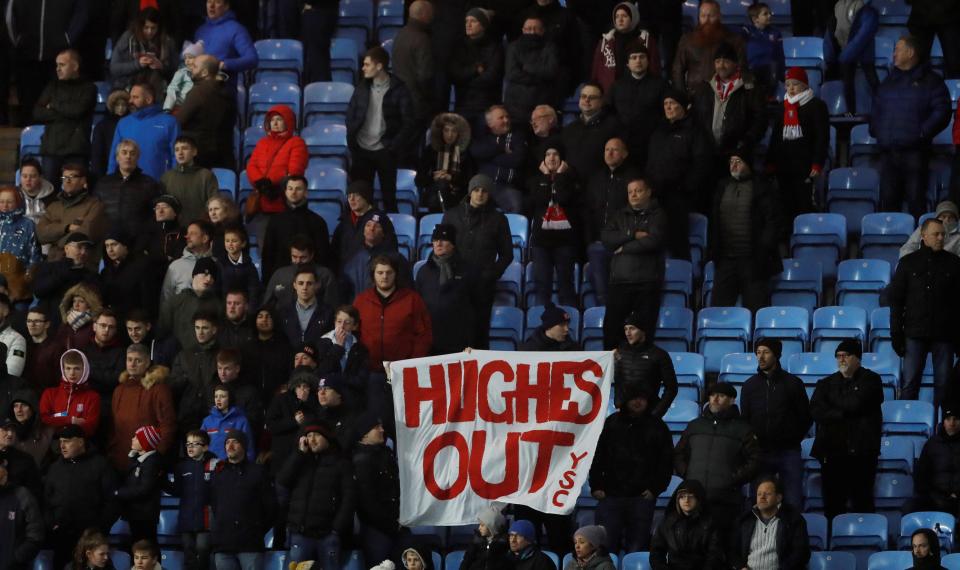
135, 426, 161, 452
785, 67, 809, 85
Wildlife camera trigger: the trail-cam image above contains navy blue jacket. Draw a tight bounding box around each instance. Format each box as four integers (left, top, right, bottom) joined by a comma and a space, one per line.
824, 2, 878, 66
870, 63, 951, 149
167, 451, 219, 532
741, 23, 785, 80
277, 299, 334, 348
210, 458, 275, 553
345, 73, 418, 155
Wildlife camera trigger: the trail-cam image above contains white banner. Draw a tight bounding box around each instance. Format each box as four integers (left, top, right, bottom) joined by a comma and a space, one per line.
390, 350, 613, 526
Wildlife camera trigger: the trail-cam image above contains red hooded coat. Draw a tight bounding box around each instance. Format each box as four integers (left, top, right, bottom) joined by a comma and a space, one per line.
39, 349, 101, 437
245, 104, 309, 214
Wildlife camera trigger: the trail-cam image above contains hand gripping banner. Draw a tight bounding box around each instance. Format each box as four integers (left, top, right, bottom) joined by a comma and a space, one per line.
390, 350, 613, 526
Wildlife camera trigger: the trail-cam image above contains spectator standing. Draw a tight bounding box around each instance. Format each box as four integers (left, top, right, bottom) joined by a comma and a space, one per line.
417, 113, 475, 213
261, 176, 331, 280
607, 44, 668, 170
37, 163, 108, 266
8, 390, 57, 469
915, 406, 960, 517
90, 91, 130, 180
824, 0, 879, 114
470, 106, 528, 213
345, 46, 418, 213
193, 0, 258, 88
907, 0, 960, 79
217, 290, 256, 349
125, 310, 178, 368
54, 282, 102, 351
167, 309, 222, 431
244, 104, 308, 233
109, 8, 177, 91
810, 339, 884, 520
741, 3, 785, 95
39, 349, 100, 438
277, 267, 334, 347
739, 339, 812, 508
161, 137, 220, 226
109, 82, 180, 180
33, 49, 97, 181
590, 2, 661, 93
82, 310, 126, 415
449, 9, 504, 127
561, 83, 621, 185
672, 0, 746, 94
888, 218, 960, 407
263, 237, 340, 308
315, 306, 369, 392
330, 181, 396, 271
241, 306, 293, 400
0, 461, 44, 570
871, 36, 951, 218
32, 231, 100, 321
614, 311, 677, 416
0, 417, 38, 496
352, 414, 400, 565
69, 530, 113, 570
116, 425, 164, 545
139, 195, 186, 273
526, 105, 562, 181
298, 0, 338, 84
392, 1, 435, 124
265, 373, 319, 475
729, 477, 811, 570
0, 298, 27, 378
503, 16, 560, 125
177, 55, 237, 170
96, 140, 163, 237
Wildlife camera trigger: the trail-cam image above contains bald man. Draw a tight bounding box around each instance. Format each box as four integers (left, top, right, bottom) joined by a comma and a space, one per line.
392, 0, 436, 122
176, 54, 238, 169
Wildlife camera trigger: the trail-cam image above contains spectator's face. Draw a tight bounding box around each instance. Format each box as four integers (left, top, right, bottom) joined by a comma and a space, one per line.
477, 522, 490, 537
545, 322, 569, 341
784, 78, 807, 97
604, 139, 627, 169
225, 293, 246, 321
626, 180, 650, 208
294, 273, 317, 304
64, 242, 90, 266
93, 316, 118, 344
61, 169, 87, 195
154, 202, 175, 221
945, 416, 960, 436
543, 148, 562, 172
752, 7, 772, 29
126, 320, 150, 343
130, 435, 142, 452
625, 395, 648, 415
225, 438, 244, 461
191, 271, 213, 293
207, 0, 229, 20
335, 311, 357, 334
613, 7, 632, 32
663, 98, 685, 122
922, 222, 946, 252
0, 191, 16, 214
318, 386, 342, 407
85, 545, 110, 568
677, 490, 698, 514
207, 200, 225, 223
363, 220, 385, 246
141, 20, 158, 41
133, 551, 157, 570
185, 54, 197, 75
20, 165, 41, 192
255, 310, 274, 333
373, 263, 397, 291
465, 16, 484, 39
360, 423, 385, 445
405, 552, 424, 570
579, 85, 603, 114
755, 345, 778, 372
707, 392, 734, 413
836, 352, 860, 376
913, 534, 932, 559
126, 351, 149, 377
0, 427, 14, 448
60, 436, 84, 459
194, 320, 217, 344
729, 155, 750, 178
185, 223, 211, 251
469, 186, 490, 207
63, 362, 84, 383
305, 431, 329, 453
26, 312, 49, 339
894, 39, 916, 69
223, 231, 245, 256
174, 142, 197, 165
756, 481, 781, 511
290, 248, 313, 265
939, 211, 959, 231
347, 192, 370, 214
626, 52, 649, 76
72, 296, 90, 313
116, 144, 139, 172
361, 56, 383, 80
714, 57, 737, 81
218, 361, 240, 382
285, 180, 308, 204
214, 389, 229, 410
104, 239, 128, 262
129, 85, 152, 110
623, 324, 644, 345
55, 52, 80, 80
185, 436, 208, 459
12, 401, 33, 422
530, 107, 556, 137
432, 239, 454, 257
269, 114, 286, 133
442, 123, 459, 145
294, 352, 315, 368
486, 108, 510, 135
573, 535, 595, 559
294, 383, 311, 401
522, 19, 544, 35
699, 3, 721, 26
508, 533, 529, 553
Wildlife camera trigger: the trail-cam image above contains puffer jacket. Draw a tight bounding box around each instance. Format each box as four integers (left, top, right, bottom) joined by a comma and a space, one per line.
210, 458, 275, 553
916, 426, 960, 502
201, 405, 255, 461
38, 349, 100, 437
650, 480, 725, 570
33, 78, 97, 157
353, 287, 432, 373
0, 207, 42, 268
810, 366, 884, 459
614, 339, 677, 417
352, 443, 400, 536
245, 105, 308, 214
279, 448, 355, 537
345, 73, 418, 155
824, 0, 878, 67
503, 34, 561, 123
94, 168, 162, 237
870, 63, 951, 149
449, 34, 505, 117
590, 404, 673, 497
193, 10, 258, 77
741, 23, 785, 80
168, 451, 219, 532
645, 115, 712, 199
440, 197, 514, 285
108, 365, 176, 470
43, 449, 118, 532
674, 406, 760, 506
601, 201, 667, 285
888, 245, 960, 343
561, 110, 622, 184
108, 105, 180, 179
708, 173, 783, 278
730, 503, 811, 570
691, 75, 767, 157
740, 366, 812, 451
0, 482, 44, 570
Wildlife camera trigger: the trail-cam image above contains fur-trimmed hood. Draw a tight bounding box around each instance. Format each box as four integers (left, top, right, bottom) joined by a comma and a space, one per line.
119, 364, 170, 390
429, 113, 472, 152
58, 282, 103, 322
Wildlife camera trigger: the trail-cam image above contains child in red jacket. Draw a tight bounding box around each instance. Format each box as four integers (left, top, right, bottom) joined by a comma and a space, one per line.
38, 349, 100, 438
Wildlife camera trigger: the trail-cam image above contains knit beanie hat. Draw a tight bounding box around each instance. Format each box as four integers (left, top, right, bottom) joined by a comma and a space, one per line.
224, 429, 247, 449
182, 39, 205, 58
477, 505, 506, 534
346, 180, 375, 204
707, 381, 737, 398
508, 520, 536, 543
318, 372, 347, 395
663, 88, 689, 108
540, 302, 570, 330
713, 42, 738, 62
192, 257, 219, 279
468, 174, 494, 194
574, 525, 607, 548
835, 338, 863, 359
755, 338, 782, 358
431, 224, 457, 244
785, 67, 809, 85
135, 426, 161, 452
466, 8, 491, 30
152, 194, 183, 214
623, 311, 645, 330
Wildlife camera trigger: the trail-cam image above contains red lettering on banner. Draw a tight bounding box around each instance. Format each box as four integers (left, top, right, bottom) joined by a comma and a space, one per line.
551, 450, 590, 507
447, 360, 478, 422
404, 365, 448, 427
478, 360, 515, 423
521, 431, 575, 493
552, 490, 569, 507
469, 431, 520, 498
423, 432, 469, 499
514, 363, 549, 423
551, 361, 603, 424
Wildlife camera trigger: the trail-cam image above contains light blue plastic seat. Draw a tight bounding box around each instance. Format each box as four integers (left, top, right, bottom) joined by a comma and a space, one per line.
811, 306, 867, 354
696, 307, 752, 373
791, 213, 847, 281
836, 259, 891, 313
655, 307, 694, 353
754, 306, 810, 362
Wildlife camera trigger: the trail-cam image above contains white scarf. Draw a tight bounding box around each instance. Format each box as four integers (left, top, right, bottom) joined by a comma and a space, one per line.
782, 89, 815, 141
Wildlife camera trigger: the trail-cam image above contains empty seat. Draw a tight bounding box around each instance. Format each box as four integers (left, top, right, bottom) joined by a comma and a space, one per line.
110, 552, 131, 570
875, 473, 914, 513
870, 307, 893, 354
303, 82, 355, 125
811, 306, 868, 354
810, 552, 857, 570
582, 306, 604, 351
943, 553, 960, 570
670, 353, 706, 402
305, 164, 348, 203
621, 552, 651, 570
506, 214, 529, 261
663, 259, 693, 307
791, 213, 847, 281
264, 551, 287, 570
254, 39, 303, 83
875, 0, 910, 25
719, 353, 758, 386
772, 258, 823, 314
663, 399, 700, 433
388, 213, 416, 260
882, 401, 935, 437
247, 82, 301, 128
656, 307, 694, 353
526, 305, 580, 342
212, 168, 237, 197
861, 213, 914, 268
156, 509, 180, 545
339, 0, 374, 30
830, 513, 888, 569
836, 259, 891, 313
330, 38, 359, 82
878, 437, 914, 475
446, 550, 466, 570
754, 306, 810, 362
376, 0, 404, 28
827, 167, 880, 235
898, 511, 955, 551
494, 261, 523, 308
301, 121, 348, 163
867, 551, 912, 570
489, 306, 524, 351
788, 352, 836, 386
805, 512, 829, 550
242, 126, 265, 161
696, 307, 752, 373
19, 125, 43, 158
689, 213, 708, 278
861, 352, 901, 399
850, 124, 880, 168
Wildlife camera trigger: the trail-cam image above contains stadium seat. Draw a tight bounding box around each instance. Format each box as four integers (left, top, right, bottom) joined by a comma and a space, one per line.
242, 126, 266, 161
303, 82, 355, 125
523, 261, 581, 307
771, 258, 823, 314
882, 401, 936, 437
254, 39, 303, 83
791, 213, 847, 281
869, 307, 893, 354
820, 80, 849, 117
19, 125, 43, 158
621, 552, 651, 570
695, 307, 752, 373
876, 474, 914, 518
212, 168, 237, 197
655, 307, 694, 353
689, 213, 708, 278
878, 437, 914, 475
862, 352, 901, 400
788, 352, 836, 387
446, 550, 465, 570
342, 550, 365, 570
850, 124, 880, 169
753, 306, 810, 362
526, 305, 580, 342
805, 471, 824, 511
657, 476, 683, 509
836, 259, 891, 313
335, 25, 368, 61
157, 509, 180, 545
802, 437, 820, 473
875, 0, 910, 25
719, 353, 758, 386
784, 36, 825, 87
247, 82, 301, 128
830, 513, 888, 569
489, 306, 524, 351
301, 121, 348, 164
670, 353, 706, 403
506, 214, 529, 261
898, 511, 955, 551
867, 551, 912, 570
339, 0, 374, 31
417, 214, 443, 259
94, 80, 110, 115
111, 552, 131, 569
264, 551, 287, 570
582, 306, 604, 351
376, 0, 404, 28
305, 164, 348, 204
663, 398, 700, 434
805, 512, 829, 550
412, 259, 425, 279
811, 306, 868, 354
495, 261, 523, 307
811, 552, 857, 570
944, 553, 960, 569
663, 259, 693, 307
701, 260, 716, 307
33, 551, 54, 570
331, 38, 359, 82
861, 213, 914, 268
389, 213, 416, 260
828, 168, 880, 235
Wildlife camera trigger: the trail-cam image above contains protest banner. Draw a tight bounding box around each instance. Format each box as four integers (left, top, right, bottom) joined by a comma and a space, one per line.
389, 349, 613, 526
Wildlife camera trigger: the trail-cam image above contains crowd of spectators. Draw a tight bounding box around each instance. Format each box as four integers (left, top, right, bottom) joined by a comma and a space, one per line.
1, 0, 960, 569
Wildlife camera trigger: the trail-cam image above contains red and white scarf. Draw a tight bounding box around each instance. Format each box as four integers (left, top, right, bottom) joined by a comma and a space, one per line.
715, 72, 742, 102
782, 88, 814, 141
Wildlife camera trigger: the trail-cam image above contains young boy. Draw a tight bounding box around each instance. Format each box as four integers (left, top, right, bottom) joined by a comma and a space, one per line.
38, 349, 100, 437
200, 384, 255, 461
740, 3, 785, 96
158, 135, 219, 225
219, 225, 262, 306
167, 430, 218, 570
131, 539, 163, 570
116, 426, 164, 547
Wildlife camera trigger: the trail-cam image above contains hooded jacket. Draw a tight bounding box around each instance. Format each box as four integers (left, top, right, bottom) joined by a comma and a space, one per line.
17, 181, 56, 229
650, 480, 724, 570
33, 77, 97, 158
0, 206, 42, 269
462, 507, 510, 570
161, 246, 214, 303
0, 481, 44, 570
8, 389, 55, 469
108, 365, 176, 470
193, 10, 258, 78
38, 349, 100, 437
55, 282, 103, 351
917, 423, 960, 502
108, 104, 181, 179
353, 287, 433, 373
590, 2, 662, 91
245, 105, 308, 214
416, 114, 476, 210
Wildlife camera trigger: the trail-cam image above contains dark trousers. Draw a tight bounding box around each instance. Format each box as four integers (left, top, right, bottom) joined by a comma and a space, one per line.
659, 191, 690, 260
359, 524, 396, 568
52, 526, 84, 570
604, 282, 661, 350
513, 505, 572, 556
587, 242, 611, 306
531, 244, 578, 307
880, 148, 929, 219
754, 448, 805, 511
474, 287, 495, 350
595, 496, 656, 553
14, 57, 55, 126
839, 62, 879, 114
777, 174, 818, 239
791, 0, 836, 36
910, 23, 960, 79
901, 338, 954, 407
128, 518, 159, 552
821, 454, 878, 521
181, 531, 212, 570
711, 256, 770, 313
301, 5, 338, 83
350, 147, 399, 212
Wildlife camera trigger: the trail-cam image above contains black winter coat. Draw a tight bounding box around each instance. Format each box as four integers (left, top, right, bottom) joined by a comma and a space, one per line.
645, 116, 712, 199
584, 163, 641, 243
0, 445, 41, 500
264, 390, 319, 475
100, 253, 159, 318
709, 174, 783, 279
810, 367, 884, 459
888, 246, 960, 344
241, 335, 293, 400
116, 452, 164, 523
169, 341, 219, 432
277, 300, 334, 348
278, 450, 355, 537
462, 534, 511, 570
211, 459, 275, 553
509, 548, 556, 570
730, 504, 811, 570
415, 253, 481, 354
346, 74, 419, 156
219, 257, 263, 309
614, 339, 677, 417
526, 171, 581, 249
136, 219, 185, 273
691, 78, 767, 157
315, 337, 370, 389
217, 318, 255, 351
601, 201, 667, 285
561, 111, 622, 184
917, 428, 960, 502
740, 366, 812, 451
519, 328, 578, 352
167, 452, 218, 532
503, 34, 561, 122
352, 443, 401, 536
177, 78, 237, 170
8, 0, 87, 61
82, 338, 125, 398
441, 200, 514, 284
608, 73, 669, 162
43, 451, 118, 532
261, 203, 331, 281
767, 97, 830, 177
34, 79, 97, 157
0, 484, 44, 570
590, 408, 673, 497
650, 481, 724, 570
449, 35, 505, 117
95, 169, 162, 238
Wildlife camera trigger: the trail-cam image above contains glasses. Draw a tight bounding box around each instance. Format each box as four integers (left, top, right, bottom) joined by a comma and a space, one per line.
61, 174, 83, 181
185, 442, 204, 447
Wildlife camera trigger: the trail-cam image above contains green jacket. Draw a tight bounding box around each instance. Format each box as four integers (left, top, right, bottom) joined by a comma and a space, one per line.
160, 164, 220, 225
33, 78, 97, 157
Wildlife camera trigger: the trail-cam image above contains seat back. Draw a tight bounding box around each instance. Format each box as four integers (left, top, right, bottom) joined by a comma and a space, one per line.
899, 511, 955, 551
719, 353, 759, 385
804, 513, 829, 550
810, 552, 856, 570
882, 401, 935, 437
662, 399, 700, 433
656, 307, 694, 352
489, 306, 524, 350
787, 352, 836, 386
830, 513, 888, 548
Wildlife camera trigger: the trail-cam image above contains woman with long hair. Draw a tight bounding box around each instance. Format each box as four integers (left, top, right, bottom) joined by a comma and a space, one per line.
71, 529, 116, 570
109, 8, 178, 91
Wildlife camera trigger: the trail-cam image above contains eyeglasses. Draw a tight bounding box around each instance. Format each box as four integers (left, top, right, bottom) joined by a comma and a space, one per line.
185, 442, 204, 447
61, 174, 83, 181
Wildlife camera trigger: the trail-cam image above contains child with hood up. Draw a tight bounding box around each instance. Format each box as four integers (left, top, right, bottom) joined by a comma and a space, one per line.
461, 505, 510, 570
38, 349, 100, 438
165, 41, 204, 112
649, 479, 725, 570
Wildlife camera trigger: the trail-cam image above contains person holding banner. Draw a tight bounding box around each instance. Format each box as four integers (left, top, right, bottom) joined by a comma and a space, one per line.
519, 302, 578, 352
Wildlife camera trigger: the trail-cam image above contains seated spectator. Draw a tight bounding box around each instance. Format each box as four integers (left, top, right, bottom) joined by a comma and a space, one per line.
331, 181, 396, 271
194, 0, 258, 88
160, 136, 219, 225
37, 163, 108, 266
263, 236, 340, 308
591, 2, 661, 92
672, 0, 746, 93
159, 259, 223, 351
101, 230, 158, 318
470, 106, 528, 214
23, 308, 65, 391
261, 176, 331, 279
0, 414, 38, 496
463, 506, 511, 570
908, 528, 945, 570
125, 309, 179, 367
201, 383, 254, 460
649, 479, 724, 570
55, 283, 103, 351
0, 296, 26, 377
109, 343, 176, 471
503, 16, 560, 126
8, 390, 56, 469
740, 3, 785, 94
90, 90, 131, 180
520, 302, 577, 353
166, 430, 218, 570
244, 104, 307, 230
83, 310, 126, 409
17, 158, 56, 231
0, 460, 44, 569
241, 305, 293, 400
277, 266, 334, 348
61, 518, 116, 570
130, 540, 162, 570
901, 201, 960, 257
607, 45, 667, 170
417, 113, 475, 213
352, 414, 400, 565
96, 139, 163, 238
0, 187, 42, 303
217, 226, 261, 310
217, 289, 256, 349
177, 54, 237, 169
353, 255, 432, 374
614, 311, 677, 416
506, 520, 554, 570
33, 49, 97, 181
525, 105, 562, 181
164, 40, 203, 112
449, 8, 504, 127
315, 305, 370, 392
915, 407, 960, 516
116, 425, 164, 545
109, 8, 177, 91
161, 219, 215, 303
212, 348, 263, 431
399, 543, 435, 570
341, 214, 412, 301
824, 0, 879, 114
564, 526, 616, 570
730, 477, 811, 570
108, 82, 180, 180
206, 195, 242, 261
33, 232, 100, 323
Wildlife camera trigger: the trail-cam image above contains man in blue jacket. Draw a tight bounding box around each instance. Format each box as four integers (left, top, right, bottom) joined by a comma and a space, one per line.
870, 36, 950, 218
194, 0, 258, 88
108, 81, 180, 180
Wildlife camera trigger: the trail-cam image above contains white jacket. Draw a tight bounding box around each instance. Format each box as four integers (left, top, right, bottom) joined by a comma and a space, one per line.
0, 324, 27, 376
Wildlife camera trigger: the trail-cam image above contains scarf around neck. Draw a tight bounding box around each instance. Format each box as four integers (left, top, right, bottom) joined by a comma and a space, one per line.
67, 309, 93, 332
715, 72, 742, 102
782, 89, 814, 141
432, 252, 455, 285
